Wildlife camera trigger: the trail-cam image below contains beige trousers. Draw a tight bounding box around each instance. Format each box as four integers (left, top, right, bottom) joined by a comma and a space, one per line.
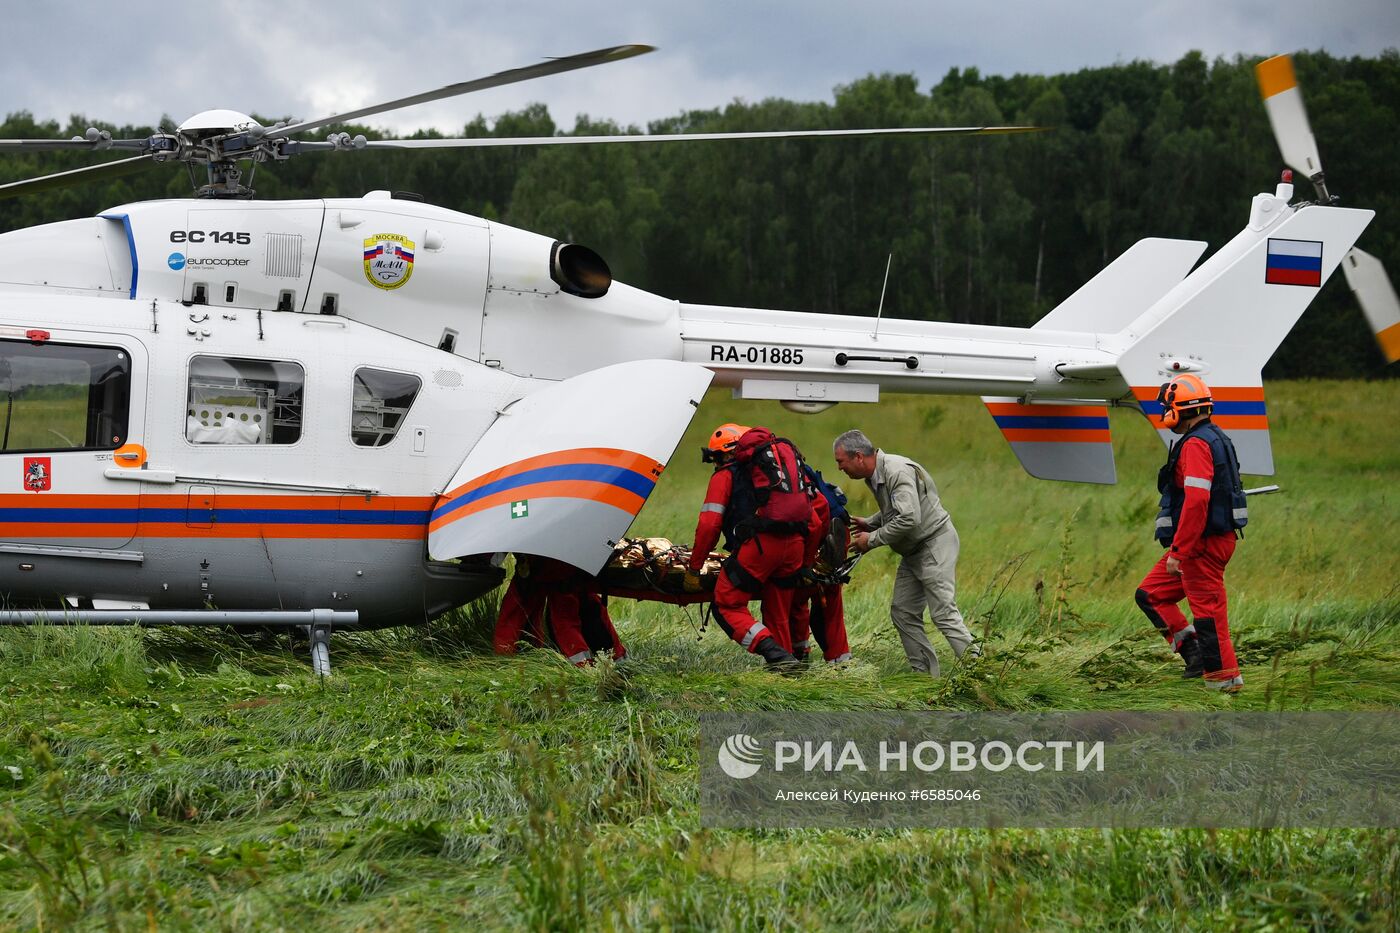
889, 525, 976, 676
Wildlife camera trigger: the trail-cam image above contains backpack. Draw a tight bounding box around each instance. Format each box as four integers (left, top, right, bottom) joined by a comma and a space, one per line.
724, 428, 812, 543
799, 462, 850, 568
800, 462, 848, 526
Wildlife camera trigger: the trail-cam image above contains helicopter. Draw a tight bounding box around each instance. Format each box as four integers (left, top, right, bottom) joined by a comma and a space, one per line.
0, 47, 1392, 663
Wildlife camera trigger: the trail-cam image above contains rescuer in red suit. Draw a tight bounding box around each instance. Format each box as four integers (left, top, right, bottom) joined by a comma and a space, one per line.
494, 555, 626, 665
1135, 374, 1248, 692
788, 489, 853, 665
682, 423, 806, 670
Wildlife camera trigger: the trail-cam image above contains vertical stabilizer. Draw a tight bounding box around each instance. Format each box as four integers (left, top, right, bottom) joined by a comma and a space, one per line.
1115, 198, 1372, 475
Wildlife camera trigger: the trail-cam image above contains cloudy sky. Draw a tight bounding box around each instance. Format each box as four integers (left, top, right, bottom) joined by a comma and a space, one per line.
2, 0, 1396, 136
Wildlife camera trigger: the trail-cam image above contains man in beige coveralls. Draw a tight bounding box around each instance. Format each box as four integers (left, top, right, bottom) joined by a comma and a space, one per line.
833, 430, 979, 676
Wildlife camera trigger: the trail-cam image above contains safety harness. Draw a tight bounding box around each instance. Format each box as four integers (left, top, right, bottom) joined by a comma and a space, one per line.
1154, 420, 1249, 546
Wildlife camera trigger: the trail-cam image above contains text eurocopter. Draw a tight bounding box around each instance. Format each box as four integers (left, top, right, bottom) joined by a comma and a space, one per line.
771, 739, 1106, 773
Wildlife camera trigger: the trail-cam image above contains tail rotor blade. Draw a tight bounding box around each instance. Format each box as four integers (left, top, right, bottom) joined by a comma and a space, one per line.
1255, 54, 1328, 198
1342, 247, 1400, 363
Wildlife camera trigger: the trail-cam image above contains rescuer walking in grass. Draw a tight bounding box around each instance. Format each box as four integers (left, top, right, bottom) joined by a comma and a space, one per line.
834, 429, 978, 676
1135, 375, 1249, 692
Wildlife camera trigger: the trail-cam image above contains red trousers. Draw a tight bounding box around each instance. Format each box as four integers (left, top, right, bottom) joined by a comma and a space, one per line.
495, 558, 626, 664
712, 533, 804, 653
790, 584, 851, 662
1135, 535, 1239, 681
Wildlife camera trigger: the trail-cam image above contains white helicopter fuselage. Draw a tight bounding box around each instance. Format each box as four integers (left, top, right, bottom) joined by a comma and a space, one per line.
0, 291, 532, 625
0, 187, 1373, 622
4, 192, 1117, 393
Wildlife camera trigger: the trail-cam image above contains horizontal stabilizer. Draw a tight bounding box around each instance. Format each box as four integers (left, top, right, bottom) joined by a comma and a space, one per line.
428, 360, 713, 571
982, 398, 1116, 484
1033, 238, 1206, 333
1342, 247, 1400, 363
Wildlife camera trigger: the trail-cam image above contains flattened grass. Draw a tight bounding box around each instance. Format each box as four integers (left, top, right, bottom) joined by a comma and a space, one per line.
1, 380, 1398, 929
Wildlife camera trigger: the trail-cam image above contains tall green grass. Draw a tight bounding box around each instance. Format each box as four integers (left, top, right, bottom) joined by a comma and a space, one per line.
0, 380, 1397, 930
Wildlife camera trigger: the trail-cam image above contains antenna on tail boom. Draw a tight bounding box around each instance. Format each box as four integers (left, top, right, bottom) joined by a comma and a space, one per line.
873, 252, 892, 341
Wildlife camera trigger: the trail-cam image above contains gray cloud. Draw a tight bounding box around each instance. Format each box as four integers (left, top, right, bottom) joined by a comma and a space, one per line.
2, 0, 1396, 136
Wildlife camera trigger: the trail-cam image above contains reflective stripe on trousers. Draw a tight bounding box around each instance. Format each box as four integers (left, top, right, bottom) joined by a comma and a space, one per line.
1136, 534, 1239, 679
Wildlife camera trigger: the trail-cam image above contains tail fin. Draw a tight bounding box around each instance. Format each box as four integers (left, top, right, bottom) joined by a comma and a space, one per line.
1114, 198, 1373, 475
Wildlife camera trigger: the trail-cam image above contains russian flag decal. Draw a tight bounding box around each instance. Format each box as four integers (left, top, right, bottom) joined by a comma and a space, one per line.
1265, 238, 1323, 287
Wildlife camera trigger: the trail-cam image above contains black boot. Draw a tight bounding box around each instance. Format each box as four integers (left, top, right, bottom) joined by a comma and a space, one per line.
755, 636, 801, 674
1179, 636, 1204, 679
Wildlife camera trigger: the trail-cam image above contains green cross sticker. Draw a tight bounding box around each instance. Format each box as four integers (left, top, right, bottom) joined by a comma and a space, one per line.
510, 500, 529, 519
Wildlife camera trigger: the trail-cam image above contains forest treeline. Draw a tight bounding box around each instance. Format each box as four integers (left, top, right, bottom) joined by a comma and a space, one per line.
2, 50, 1397, 377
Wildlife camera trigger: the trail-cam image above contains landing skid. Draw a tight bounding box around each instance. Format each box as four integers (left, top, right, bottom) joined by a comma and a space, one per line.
0, 608, 357, 676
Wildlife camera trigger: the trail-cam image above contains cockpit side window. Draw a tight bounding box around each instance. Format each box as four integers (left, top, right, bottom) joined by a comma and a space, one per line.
351, 367, 421, 447
186, 356, 304, 445
0, 339, 129, 452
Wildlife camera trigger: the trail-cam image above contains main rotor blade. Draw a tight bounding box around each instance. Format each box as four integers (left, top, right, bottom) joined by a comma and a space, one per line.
333, 124, 1045, 151
0, 155, 153, 201
277, 43, 654, 138
0, 138, 113, 152
0, 138, 152, 153
1255, 55, 1324, 183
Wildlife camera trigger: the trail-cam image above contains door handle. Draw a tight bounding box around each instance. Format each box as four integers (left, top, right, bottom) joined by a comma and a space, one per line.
105, 467, 176, 484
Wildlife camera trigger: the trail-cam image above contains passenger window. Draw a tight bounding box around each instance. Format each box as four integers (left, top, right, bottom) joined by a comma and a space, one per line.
186, 356, 304, 445
351, 367, 421, 447
0, 339, 130, 452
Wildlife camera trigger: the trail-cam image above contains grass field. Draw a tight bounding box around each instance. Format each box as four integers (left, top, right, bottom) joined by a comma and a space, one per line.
2, 379, 1398, 930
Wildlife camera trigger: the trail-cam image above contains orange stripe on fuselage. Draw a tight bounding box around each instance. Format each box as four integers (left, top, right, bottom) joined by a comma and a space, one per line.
440, 448, 662, 503
1206, 387, 1266, 401
2, 523, 427, 541
133, 493, 437, 510
1131, 385, 1267, 402
1209, 415, 1271, 430
429, 480, 644, 532
0, 493, 434, 541
1131, 385, 1268, 431
0, 493, 436, 509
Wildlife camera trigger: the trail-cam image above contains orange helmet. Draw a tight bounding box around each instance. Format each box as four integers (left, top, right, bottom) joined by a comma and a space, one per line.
1157, 374, 1213, 428
703, 423, 750, 462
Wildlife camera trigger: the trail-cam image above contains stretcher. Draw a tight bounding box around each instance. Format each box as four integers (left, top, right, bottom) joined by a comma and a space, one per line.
594, 536, 861, 606
594, 537, 720, 605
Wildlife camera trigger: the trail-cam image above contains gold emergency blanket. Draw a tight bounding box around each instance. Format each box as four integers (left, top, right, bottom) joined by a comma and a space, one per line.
600, 537, 725, 596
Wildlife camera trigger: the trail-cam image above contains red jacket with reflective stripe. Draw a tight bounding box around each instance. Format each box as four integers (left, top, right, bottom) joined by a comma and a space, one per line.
689, 467, 733, 571
1171, 436, 1214, 558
